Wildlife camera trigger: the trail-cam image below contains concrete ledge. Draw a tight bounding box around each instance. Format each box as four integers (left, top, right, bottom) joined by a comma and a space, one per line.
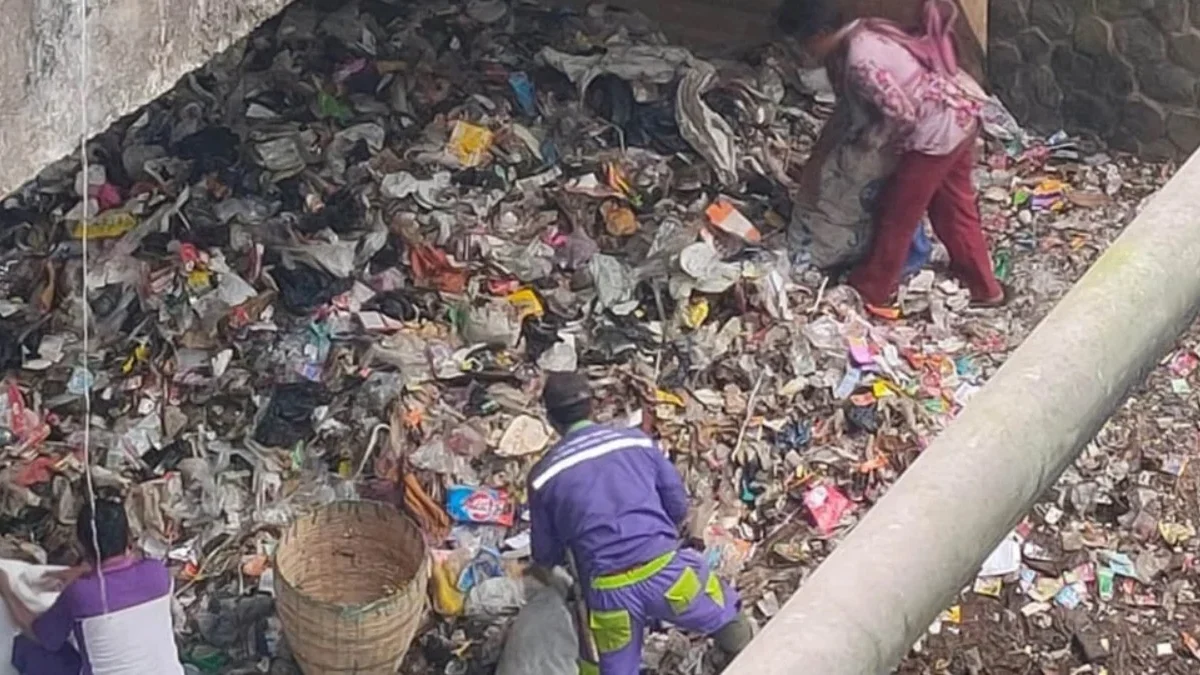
0, 0, 292, 198
724, 151, 1200, 673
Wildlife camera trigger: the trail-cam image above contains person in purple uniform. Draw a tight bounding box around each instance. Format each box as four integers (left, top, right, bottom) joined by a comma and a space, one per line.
0, 499, 184, 675
528, 372, 753, 675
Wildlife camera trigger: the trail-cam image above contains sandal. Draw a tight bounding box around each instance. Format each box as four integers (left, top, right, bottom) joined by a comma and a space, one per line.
865, 303, 902, 321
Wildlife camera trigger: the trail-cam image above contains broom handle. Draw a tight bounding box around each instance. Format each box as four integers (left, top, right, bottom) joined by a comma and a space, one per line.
565, 549, 599, 664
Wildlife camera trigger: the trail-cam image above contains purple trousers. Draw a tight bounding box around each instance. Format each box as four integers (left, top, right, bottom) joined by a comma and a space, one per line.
12, 634, 81, 674
580, 547, 739, 675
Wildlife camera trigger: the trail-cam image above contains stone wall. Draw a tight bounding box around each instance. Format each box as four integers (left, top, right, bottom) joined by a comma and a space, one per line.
990, 0, 1200, 159
0, 0, 291, 198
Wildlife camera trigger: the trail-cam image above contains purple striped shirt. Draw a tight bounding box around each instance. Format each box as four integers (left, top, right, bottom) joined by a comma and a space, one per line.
528, 424, 688, 581
33, 556, 180, 675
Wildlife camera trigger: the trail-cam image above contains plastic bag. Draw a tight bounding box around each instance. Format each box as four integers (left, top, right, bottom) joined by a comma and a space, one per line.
804, 483, 853, 536
589, 254, 635, 310
446, 485, 515, 527
495, 574, 577, 675
456, 548, 504, 593
431, 550, 467, 616
461, 300, 521, 348
538, 45, 693, 95
496, 416, 551, 458
788, 95, 930, 273
411, 438, 478, 482
445, 422, 488, 459
465, 576, 525, 617
677, 62, 739, 186
253, 382, 331, 449
272, 263, 351, 315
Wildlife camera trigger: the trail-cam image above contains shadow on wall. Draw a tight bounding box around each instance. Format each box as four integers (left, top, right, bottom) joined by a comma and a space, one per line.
990, 0, 1200, 159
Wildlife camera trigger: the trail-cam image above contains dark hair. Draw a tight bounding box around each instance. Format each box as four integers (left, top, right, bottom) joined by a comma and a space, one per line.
76, 500, 129, 562
541, 372, 592, 430
775, 0, 842, 41
547, 399, 592, 430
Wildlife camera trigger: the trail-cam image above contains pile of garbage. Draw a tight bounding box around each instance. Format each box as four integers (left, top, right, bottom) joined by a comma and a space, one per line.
894, 135, 1188, 675
0, 0, 1176, 673
904, 322, 1200, 673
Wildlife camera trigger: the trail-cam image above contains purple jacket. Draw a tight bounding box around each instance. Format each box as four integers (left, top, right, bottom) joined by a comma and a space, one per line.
528, 423, 688, 580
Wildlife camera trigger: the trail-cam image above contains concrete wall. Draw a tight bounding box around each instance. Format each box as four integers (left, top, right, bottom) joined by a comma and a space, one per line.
991, 0, 1200, 159
0, 0, 291, 198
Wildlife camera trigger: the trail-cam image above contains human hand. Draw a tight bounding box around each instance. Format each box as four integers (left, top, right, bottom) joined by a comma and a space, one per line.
42, 563, 89, 590
525, 564, 555, 588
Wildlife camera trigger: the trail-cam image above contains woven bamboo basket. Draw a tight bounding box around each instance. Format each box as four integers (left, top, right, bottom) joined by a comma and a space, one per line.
274, 501, 430, 674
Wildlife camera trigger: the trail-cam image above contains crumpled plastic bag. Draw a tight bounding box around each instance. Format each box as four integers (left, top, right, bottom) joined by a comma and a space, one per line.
410, 244, 469, 293
252, 129, 319, 179
366, 331, 433, 385
589, 254, 634, 310
272, 263, 352, 315
195, 593, 275, 649
497, 416, 551, 458
537, 334, 578, 373
431, 552, 467, 617
326, 123, 385, 176
980, 95, 1029, 147
495, 571, 576, 675
488, 237, 556, 282
538, 45, 693, 95
465, 576, 525, 617
676, 61, 739, 186
380, 172, 420, 200
281, 240, 360, 280
679, 242, 740, 294
411, 437, 478, 483
462, 300, 521, 348
253, 382, 332, 449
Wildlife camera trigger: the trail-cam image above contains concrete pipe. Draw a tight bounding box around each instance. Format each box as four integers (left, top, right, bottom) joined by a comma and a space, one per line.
724, 151, 1200, 674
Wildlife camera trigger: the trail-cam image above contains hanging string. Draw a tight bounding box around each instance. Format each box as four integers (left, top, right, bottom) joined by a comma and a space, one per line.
77, 0, 109, 616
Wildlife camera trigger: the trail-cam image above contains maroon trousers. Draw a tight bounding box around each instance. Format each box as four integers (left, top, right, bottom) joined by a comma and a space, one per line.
849, 133, 1002, 306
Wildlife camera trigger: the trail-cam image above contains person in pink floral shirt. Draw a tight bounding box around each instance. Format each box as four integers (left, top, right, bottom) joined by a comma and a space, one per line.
780, 0, 1005, 311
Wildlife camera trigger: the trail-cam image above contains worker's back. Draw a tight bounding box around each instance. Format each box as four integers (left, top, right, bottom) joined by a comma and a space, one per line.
528, 424, 685, 580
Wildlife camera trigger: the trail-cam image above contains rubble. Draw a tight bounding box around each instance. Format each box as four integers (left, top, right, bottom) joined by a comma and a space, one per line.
0, 0, 1181, 673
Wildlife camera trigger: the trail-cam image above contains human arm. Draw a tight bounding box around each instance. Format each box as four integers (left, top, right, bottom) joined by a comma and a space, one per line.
44, 563, 90, 589
650, 445, 689, 528
529, 490, 566, 570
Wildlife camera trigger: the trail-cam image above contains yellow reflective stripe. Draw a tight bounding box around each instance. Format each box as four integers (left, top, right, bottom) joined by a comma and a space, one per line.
705, 571, 725, 608
589, 609, 633, 654
591, 551, 676, 591
664, 566, 702, 615
579, 660, 600, 675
